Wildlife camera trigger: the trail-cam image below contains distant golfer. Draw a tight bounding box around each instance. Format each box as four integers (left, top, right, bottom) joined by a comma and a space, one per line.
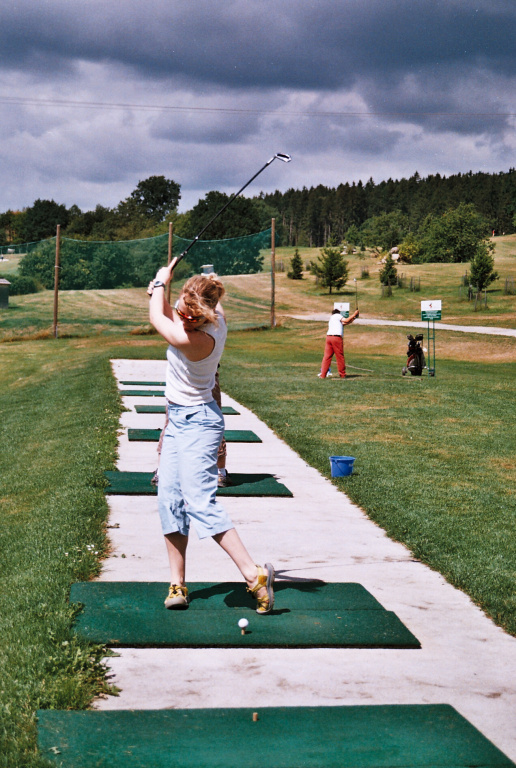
318, 308, 359, 379
148, 259, 274, 614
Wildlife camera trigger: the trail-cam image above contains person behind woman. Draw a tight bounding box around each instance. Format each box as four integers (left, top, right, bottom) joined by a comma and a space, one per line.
148, 259, 274, 613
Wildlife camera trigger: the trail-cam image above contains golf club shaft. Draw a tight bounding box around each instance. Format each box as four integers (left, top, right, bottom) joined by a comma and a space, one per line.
173, 154, 289, 267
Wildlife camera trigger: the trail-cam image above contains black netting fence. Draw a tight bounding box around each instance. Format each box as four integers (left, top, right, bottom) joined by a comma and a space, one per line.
8, 228, 271, 291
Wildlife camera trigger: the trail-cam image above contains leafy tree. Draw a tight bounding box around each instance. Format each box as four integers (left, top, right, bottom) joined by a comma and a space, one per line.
19, 199, 70, 242
287, 248, 304, 279
419, 203, 492, 263
86, 245, 133, 289
345, 224, 361, 246
65, 205, 114, 239
19, 240, 131, 290
360, 210, 409, 252
124, 176, 181, 222
19, 241, 55, 287
379, 253, 398, 286
311, 247, 348, 294
130, 240, 169, 287
469, 247, 498, 293
180, 191, 262, 240
0, 210, 18, 245
398, 232, 422, 263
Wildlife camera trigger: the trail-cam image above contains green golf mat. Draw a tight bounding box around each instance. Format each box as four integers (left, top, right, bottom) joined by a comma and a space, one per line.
37, 704, 515, 767
104, 471, 292, 497
127, 428, 261, 443
120, 389, 165, 396
119, 380, 165, 385
70, 581, 420, 648
135, 404, 240, 415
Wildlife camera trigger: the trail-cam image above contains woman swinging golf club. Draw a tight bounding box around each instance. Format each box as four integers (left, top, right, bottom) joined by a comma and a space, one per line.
148, 259, 274, 613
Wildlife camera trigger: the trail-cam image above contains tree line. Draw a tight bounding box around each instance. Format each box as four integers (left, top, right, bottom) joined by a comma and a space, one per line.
3, 168, 516, 250
0, 168, 513, 294
0, 177, 275, 246
261, 168, 516, 247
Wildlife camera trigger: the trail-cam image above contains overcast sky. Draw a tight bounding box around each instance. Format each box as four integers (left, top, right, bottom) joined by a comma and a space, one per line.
1, 0, 515, 215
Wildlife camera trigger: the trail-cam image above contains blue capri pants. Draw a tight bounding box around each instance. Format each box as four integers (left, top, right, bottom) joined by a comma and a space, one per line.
157, 400, 234, 539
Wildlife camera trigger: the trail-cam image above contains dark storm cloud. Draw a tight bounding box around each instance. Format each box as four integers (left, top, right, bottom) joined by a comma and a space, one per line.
1, 0, 515, 92
1, 1, 515, 213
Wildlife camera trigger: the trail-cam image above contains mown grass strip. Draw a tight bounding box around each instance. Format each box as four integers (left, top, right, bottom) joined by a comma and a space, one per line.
0, 339, 128, 767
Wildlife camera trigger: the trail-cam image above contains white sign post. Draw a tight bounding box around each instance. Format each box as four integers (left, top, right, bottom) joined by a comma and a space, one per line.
421, 300, 442, 321
333, 302, 350, 318
420, 300, 441, 376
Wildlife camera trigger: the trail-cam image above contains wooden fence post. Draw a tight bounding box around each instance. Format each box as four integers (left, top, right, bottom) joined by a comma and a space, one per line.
53, 225, 61, 338
271, 218, 276, 328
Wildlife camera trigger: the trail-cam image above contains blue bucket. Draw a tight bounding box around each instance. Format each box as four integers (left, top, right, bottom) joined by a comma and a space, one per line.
330, 455, 355, 477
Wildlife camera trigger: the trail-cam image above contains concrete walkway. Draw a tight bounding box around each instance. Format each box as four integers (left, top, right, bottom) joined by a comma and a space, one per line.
96, 358, 516, 762
290, 314, 516, 337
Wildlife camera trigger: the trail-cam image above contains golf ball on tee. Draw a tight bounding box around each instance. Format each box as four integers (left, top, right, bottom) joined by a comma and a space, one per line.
238, 618, 249, 629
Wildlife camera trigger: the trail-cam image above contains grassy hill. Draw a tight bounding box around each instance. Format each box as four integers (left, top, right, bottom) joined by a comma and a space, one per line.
1, 236, 515, 342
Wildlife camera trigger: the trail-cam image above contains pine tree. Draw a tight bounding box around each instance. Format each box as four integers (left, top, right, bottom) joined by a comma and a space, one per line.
287, 248, 304, 279
310, 247, 348, 294
379, 253, 398, 286
469, 245, 498, 293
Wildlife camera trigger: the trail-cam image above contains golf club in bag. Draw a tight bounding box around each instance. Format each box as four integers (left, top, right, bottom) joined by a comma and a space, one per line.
402, 333, 426, 376
173, 153, 291, 269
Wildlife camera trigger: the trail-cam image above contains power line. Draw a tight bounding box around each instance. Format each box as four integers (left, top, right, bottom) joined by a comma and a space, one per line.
0, 94, 514, 118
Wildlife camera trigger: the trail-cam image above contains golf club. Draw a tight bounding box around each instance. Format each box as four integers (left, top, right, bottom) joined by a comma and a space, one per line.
172, 153, 291, 268
354, 277, 358, 310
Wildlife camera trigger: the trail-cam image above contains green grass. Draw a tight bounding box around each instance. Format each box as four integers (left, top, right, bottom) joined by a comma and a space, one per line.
0, 338, 166, 767
1, 259, 515, 764
0, 251, 24, 275
220, 324, 516, 636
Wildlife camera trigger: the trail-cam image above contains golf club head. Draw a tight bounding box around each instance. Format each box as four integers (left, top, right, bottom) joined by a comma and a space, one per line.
274, 153, 292, 162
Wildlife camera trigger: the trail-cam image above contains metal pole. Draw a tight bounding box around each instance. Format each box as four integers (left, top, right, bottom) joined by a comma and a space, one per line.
427, 319, 436, 376
53, 225, 61, 338
167, 221, 173, 303
271, 218, 276, 328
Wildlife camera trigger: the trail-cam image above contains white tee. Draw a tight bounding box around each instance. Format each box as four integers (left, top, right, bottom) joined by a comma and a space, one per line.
327, 313, 343, 336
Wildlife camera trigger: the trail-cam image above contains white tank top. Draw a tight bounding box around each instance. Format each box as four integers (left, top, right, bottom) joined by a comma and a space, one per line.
165, 311, 227, 405
327, 314, 343, 336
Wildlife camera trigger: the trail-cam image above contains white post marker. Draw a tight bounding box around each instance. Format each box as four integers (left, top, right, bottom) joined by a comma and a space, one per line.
333, 302, 350, 318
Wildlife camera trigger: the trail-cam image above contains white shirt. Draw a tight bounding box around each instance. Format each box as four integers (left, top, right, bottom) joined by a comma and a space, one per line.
165, 311, 227, 405
327, 313, 343, 337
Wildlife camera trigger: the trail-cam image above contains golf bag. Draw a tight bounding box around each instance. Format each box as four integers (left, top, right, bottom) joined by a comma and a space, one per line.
402, 334, 426, 376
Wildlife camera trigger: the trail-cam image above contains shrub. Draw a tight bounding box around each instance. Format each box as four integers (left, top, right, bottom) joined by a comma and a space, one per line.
0, 273, 40, 295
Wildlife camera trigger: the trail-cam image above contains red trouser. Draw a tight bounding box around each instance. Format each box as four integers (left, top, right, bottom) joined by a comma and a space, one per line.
321, 335, 346, 377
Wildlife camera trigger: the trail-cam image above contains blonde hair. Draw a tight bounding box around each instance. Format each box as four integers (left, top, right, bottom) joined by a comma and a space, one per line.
180, 273, 225, 326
